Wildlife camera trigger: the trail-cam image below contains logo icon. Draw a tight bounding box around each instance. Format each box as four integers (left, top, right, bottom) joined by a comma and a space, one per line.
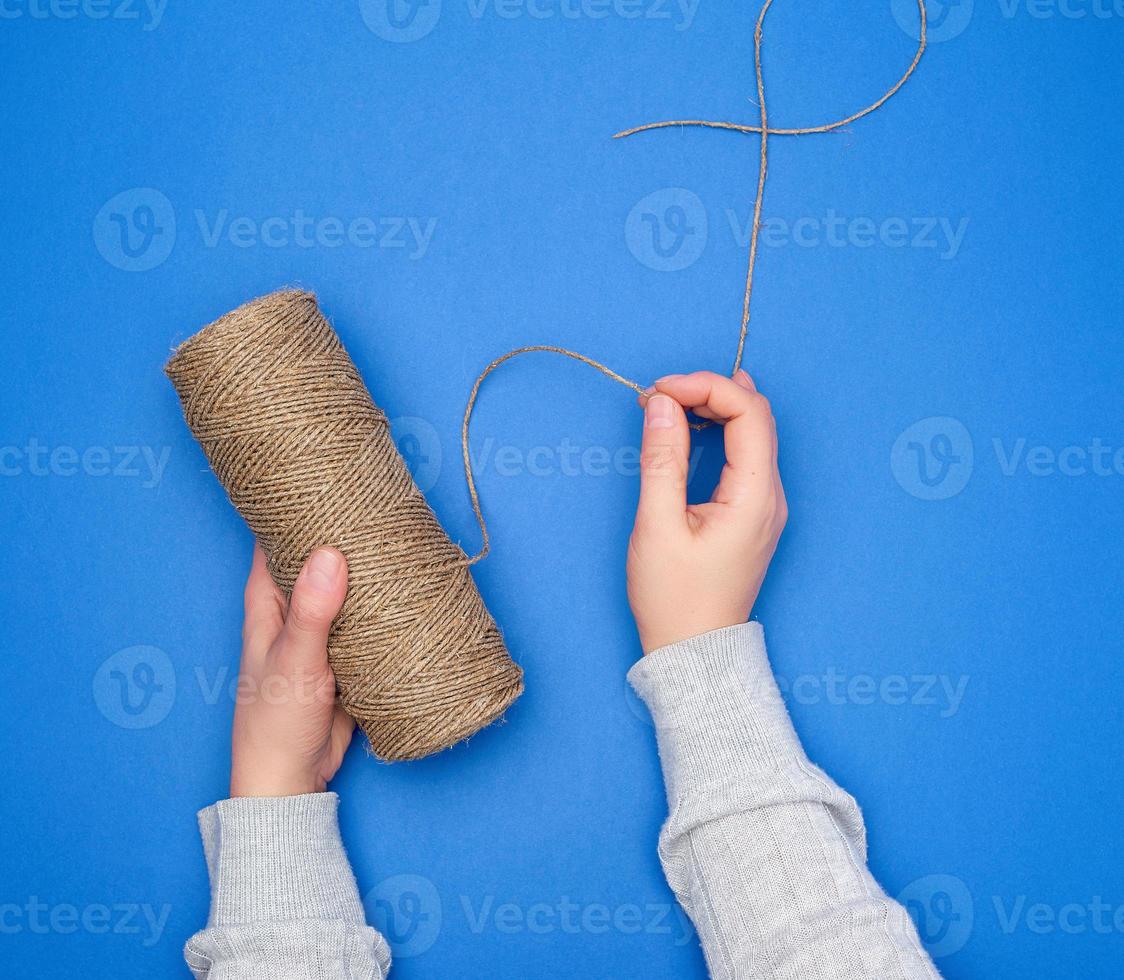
626, 188, 708, 272
391, 416, 443, 493
366, 874, 442, 957
898, 873, 974, 958
93, 645, 176, 729
93, 188, 176, 272
891, 416, 973, 500
892, 0, 973, 43
360, 0, 441, 42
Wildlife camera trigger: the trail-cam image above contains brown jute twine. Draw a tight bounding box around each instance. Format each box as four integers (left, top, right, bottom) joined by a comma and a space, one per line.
166, 0, 925, 763
166, 290, 523, 762
461, 0, 927, 561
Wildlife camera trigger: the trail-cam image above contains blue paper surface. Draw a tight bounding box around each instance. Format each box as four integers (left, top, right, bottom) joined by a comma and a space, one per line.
1, 1, 1123, 976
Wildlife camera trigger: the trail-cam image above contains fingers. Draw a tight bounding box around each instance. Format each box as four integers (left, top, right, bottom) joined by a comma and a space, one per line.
652, 371, 777, 506
636, 393, 691, 528
275, 547, 349, 670
331, 703, 357, 752
243, 543, 286, 649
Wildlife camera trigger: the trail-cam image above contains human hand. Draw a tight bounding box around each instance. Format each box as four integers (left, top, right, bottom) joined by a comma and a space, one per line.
627, 370, 787, 654
229, 544, 356, 797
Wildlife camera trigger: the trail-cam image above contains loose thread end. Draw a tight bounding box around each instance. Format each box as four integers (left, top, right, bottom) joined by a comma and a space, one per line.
474, 0, 926, 561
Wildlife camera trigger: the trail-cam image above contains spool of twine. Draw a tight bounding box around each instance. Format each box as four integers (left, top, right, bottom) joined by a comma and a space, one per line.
165, 289, 523, 762
163, 0, 927, 762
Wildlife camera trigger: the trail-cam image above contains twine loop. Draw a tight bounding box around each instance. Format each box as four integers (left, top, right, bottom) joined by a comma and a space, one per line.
461, 0, 928, 562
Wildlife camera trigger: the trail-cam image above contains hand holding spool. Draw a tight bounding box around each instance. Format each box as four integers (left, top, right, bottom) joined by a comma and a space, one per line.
166, 0, 928, 762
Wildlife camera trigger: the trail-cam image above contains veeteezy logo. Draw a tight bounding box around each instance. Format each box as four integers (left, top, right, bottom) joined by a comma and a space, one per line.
898, 873, 1124, 959
891, 417, 975, 500
627, 190, 970, 272
626, 188, 708, 272
729, 209, 970, 261
892, 417, 1124, 500
899, 874, 975, 957
93, 646, 177, 730
360, 0, 442, 40
94, 187, 437, 271
892, 0, 1124, 43
0, 0, 168, 30
0, 898, 172, 947
360, 0, 698, 42
0, 439, 171, 488
366, 875, 443, 957
94, 188, 177, 272
364, 873, 695, 961
892, 0, 974, 41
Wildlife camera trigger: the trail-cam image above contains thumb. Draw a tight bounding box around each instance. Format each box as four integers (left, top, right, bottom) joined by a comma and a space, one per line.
636, 393, 690, 528
276, 547, 349, 671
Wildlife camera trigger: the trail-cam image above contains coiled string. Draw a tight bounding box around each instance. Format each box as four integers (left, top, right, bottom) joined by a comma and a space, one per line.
462, 0, 928, 564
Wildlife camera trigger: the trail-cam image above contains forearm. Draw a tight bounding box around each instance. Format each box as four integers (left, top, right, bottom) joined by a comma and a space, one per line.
629, 623, 939, 980
184, 793, 390, 979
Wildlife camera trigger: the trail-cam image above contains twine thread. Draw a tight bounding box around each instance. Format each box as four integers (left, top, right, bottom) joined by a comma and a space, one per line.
166, 0, 926, 762
461, 0, 927, 563
166, 290, 524, 762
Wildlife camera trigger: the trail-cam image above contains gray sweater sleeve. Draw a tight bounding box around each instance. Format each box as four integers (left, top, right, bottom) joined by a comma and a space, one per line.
185, 623, 936, 979
627, 622, 940, 979
183, 793, 391, 979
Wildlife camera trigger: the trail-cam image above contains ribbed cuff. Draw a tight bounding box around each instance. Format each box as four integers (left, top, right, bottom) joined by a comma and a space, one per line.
198, 793, 366, 928
627, 622, 805, 805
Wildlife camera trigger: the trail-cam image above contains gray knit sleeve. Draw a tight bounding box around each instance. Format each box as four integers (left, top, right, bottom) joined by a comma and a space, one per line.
183, 793, 391, 979
628, 623, 940, 980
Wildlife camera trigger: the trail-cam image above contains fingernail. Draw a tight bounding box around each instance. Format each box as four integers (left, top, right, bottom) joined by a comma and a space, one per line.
642, 385, 656, 395
734, 370, 753, 390
646, 394, 675, 429
304, 548, 342, 592
655, 374, 682, 385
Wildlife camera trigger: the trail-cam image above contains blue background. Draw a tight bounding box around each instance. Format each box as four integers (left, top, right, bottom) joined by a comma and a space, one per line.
2, 0, 1122, 976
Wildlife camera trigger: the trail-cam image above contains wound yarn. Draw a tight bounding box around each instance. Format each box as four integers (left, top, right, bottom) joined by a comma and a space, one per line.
166, 290, 523, 762
165, 0, 927, 763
